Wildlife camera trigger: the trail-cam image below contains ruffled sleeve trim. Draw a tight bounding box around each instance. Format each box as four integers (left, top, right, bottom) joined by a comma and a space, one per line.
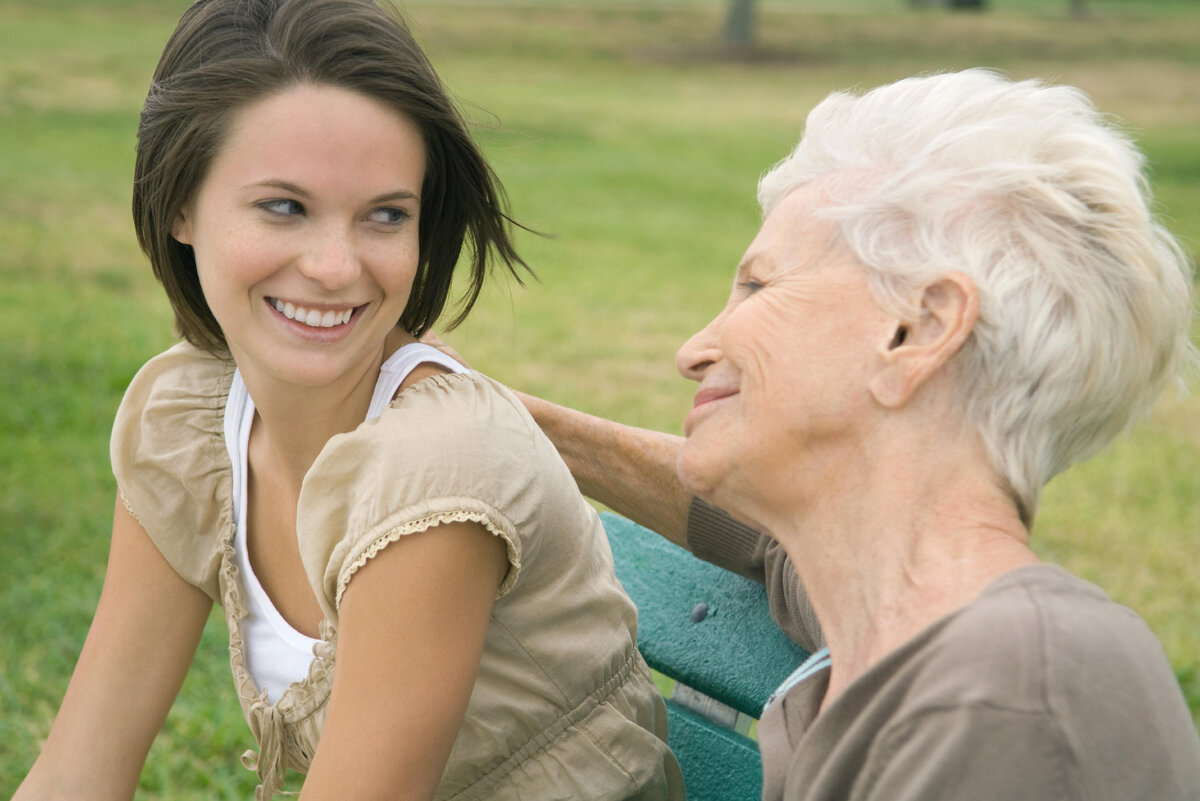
336, 505, 521, 611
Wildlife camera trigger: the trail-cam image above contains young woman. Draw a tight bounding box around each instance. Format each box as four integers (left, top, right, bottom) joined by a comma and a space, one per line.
15, 1, 681, 799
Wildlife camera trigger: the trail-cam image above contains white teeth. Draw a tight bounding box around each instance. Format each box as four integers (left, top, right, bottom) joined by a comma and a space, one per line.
271, 298, 354, 328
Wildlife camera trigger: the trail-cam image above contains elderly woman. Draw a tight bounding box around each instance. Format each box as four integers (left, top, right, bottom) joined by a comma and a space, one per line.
672, 69, 1200, 798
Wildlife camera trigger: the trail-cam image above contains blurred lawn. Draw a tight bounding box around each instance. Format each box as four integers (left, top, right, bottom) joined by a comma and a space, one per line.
1, 1, 1197, 797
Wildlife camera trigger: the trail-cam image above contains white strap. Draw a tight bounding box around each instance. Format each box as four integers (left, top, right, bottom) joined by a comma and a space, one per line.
367, 343, 470, 420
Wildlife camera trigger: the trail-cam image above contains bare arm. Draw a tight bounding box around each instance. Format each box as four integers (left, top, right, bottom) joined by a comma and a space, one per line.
299, 521, 507, 801
514, 391, 692, 549
514, 391, 825, 649
424, 330, 825, 649
15, 497, 212, 801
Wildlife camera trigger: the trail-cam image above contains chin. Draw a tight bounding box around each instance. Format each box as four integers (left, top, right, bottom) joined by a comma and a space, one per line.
264, 358, 353, 389
675, 436, 726, 499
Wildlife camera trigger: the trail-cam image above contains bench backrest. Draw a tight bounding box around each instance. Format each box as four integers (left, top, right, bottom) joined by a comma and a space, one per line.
602, 512, 811, 801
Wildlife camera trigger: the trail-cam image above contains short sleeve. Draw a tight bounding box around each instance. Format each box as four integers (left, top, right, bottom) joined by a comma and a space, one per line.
298, 372, 543, 623
109, 342, 236, 602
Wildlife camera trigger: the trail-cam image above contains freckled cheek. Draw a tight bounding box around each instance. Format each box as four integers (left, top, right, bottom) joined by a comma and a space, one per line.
363, 227, 420, 267
198, 229, 294, 285
365, 250, 422, 298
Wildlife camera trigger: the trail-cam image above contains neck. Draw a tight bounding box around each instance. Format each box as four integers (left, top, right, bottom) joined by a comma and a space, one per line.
238, 342, 394, 490
733, 419, 1039, 710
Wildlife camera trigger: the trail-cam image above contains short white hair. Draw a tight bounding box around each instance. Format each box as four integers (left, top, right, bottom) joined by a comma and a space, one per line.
759, 69, 1195, 522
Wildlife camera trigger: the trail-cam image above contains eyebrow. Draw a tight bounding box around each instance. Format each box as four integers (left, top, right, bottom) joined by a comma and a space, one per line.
248, 180, 420, 204
370, 189, 421, 205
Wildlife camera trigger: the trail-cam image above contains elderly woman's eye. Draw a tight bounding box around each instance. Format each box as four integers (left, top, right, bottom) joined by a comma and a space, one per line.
739, 279, 765, 294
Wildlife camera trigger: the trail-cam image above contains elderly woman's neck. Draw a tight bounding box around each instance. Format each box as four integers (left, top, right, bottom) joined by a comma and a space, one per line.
763, 424, 1039, 712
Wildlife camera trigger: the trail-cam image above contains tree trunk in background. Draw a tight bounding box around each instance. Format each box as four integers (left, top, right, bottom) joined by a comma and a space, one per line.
723, 0, 756, 48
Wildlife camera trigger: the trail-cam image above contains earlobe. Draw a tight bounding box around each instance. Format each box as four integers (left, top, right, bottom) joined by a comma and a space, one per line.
869, 272, 979, 409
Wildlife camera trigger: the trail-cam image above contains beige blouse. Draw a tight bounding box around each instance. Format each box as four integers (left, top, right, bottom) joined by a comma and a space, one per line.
111, 342, 683, 800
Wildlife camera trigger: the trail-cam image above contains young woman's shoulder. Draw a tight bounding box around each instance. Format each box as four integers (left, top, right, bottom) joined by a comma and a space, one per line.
327, 369, 551, 497
298, 370, 583, 620
110, 341, 236, 601
116, 339, 235, 411
385, 369, 542, 452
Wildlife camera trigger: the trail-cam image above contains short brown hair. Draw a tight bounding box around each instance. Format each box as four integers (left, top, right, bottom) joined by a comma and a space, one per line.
133, 0, 528, 354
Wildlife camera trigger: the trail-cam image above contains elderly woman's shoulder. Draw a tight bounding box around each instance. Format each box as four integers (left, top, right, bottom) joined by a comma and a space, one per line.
948, 563, 1160, 654
931, 564, 1169, 681
847, 563, 1200, 799
918, 563, 1196, 745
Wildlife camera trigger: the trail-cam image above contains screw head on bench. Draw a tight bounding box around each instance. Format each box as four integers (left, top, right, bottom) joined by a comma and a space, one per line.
690, 602, 710, 623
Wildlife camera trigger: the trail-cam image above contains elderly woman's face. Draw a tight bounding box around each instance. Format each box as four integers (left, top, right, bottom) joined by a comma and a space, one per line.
675, 186, 895, 511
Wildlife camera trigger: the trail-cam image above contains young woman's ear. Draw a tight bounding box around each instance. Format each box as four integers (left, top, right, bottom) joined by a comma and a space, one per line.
171, 208, 193, 246
869, 271, 979, 408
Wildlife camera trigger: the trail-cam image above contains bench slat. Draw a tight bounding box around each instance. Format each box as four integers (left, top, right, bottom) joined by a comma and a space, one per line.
664, 700, 763, 801
603, 511, 810, 717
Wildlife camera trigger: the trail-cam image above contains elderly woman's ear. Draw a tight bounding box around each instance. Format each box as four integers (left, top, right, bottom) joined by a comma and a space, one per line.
868, 271, 979, 409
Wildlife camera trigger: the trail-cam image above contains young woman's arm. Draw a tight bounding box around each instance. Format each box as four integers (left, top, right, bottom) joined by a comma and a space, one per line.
300, 520, 507, 801
15, 497, 213, 801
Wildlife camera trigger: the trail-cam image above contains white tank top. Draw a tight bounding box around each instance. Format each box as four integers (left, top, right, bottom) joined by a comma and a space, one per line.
223, 344, 469, 702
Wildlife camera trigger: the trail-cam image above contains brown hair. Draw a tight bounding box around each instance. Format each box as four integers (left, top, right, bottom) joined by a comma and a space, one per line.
133, 0, 528, 354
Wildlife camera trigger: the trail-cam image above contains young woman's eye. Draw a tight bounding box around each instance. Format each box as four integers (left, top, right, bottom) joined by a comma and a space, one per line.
368, 207, 410, 225
259, 199, 304, 216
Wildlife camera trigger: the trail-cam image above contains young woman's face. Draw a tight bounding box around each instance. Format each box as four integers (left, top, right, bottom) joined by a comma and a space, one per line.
173, 83, 426, 390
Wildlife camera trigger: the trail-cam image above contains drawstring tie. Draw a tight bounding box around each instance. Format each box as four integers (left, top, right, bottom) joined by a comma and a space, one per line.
242, 698, 297, 799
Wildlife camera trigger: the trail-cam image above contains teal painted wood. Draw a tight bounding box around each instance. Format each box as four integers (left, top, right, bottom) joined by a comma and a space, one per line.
601, 511, 811, 716
664, 700, 762, 801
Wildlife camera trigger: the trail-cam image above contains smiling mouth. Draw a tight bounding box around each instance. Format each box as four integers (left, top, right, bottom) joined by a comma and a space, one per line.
269, 298, 358, 328
692, 387, 738, 409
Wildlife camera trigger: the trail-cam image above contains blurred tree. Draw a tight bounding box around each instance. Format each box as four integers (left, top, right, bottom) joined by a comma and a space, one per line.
723, 0, 756, 47
909, 0, 986, 8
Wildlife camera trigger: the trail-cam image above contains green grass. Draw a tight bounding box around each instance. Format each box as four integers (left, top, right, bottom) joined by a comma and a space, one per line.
2, 1, 1198, 796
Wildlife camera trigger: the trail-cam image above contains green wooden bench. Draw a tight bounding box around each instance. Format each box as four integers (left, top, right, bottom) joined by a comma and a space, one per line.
601, 512, 811, 801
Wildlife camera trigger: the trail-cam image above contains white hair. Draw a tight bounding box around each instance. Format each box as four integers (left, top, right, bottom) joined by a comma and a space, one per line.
759, 69, 1195, 522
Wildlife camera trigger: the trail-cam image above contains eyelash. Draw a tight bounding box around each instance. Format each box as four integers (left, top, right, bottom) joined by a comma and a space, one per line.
257, 200, 411, 225
738, 279, 765, 294
259, 198, 304, 216
368, 207, 410, 225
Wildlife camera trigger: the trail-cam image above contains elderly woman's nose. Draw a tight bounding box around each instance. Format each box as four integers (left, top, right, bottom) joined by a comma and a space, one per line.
676, 319, 722, 381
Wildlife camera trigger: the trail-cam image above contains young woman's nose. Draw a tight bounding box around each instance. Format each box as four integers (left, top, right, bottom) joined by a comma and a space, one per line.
676, 313, 724, 382
299, 225, 361, 289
